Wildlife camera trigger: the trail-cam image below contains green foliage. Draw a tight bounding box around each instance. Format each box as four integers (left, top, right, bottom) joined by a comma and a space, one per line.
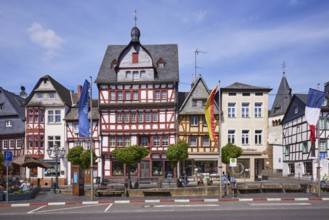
166, 141, 189, 166
221, 142, 243, 164
67, 146, 97, 169
112, 145, 149, 165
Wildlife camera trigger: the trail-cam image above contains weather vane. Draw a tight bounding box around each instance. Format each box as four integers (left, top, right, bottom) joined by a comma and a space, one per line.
133, 10, 137, 27
282, 60, 287, 73
195, 48, 206, 79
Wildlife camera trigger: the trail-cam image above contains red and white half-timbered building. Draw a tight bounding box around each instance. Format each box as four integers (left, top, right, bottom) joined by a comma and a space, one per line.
95, 26, 179, 179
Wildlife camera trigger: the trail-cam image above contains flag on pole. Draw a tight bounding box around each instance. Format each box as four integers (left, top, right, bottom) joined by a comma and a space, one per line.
305, 88, 326, 142
78, 80, 90, 137
204, 85, 218, 142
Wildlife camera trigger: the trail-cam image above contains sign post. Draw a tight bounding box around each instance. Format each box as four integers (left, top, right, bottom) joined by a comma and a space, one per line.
4, 151, 12, 203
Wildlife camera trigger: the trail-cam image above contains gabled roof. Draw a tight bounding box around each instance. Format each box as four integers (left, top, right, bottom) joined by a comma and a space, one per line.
281, 94, 307, 124
0, 87, 26, 119
179, 75, 218, 115
25, 75, 72, 106
270, 73, 292, 117
222, 82, 272, 92
95, 27, 179, 84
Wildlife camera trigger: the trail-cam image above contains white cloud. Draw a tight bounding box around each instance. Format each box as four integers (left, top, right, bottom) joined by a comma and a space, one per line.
27, 22, 64, 60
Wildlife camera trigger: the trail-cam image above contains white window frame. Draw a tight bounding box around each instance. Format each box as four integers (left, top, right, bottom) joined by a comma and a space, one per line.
190, 116, 198, 126
228, 103, 236, 118
189, 136, 197, 147
255, 130, 262, 145
255, 103, 263, 118
242, 102, 249, 118
228, 130, 235, 144
202, 136, 210, 146
242, 130, 249, 145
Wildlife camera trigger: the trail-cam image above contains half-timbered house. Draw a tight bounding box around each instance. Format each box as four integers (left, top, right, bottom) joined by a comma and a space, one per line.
0, 86, 27, 176
64, 86, 100, 183
95, 25, 179, 179
24, 75, 72, 186
178, 75, 219, 176
282, 82, 329, 180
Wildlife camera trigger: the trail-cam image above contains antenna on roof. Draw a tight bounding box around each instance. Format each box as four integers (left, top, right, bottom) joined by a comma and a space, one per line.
195, 49, 206, 80
282, 60, 287, 74
133, 10, 137, 27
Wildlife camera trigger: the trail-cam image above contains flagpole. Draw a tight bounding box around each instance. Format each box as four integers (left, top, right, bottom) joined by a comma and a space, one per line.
316, 84, 321, 198
218, 81, 222, 199
90, 76, 94, 201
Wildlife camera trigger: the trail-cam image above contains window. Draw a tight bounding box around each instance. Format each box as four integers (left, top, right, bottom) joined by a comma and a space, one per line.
152, 113, 158, 122
131, 113, 136, 123
202, 136, 210, 146
138, 112, 143, 122
117, 137, 123, 147
202, 116, 207, 127
162, 136, 169, 146
285, 146, 290, 155
124, 136, 130, 147
319, 141, 327, 152
0, 103, 3, 111
255, 130, 262, 145
48, 136, 60, 149
153, 136, 160, 146
190, 116, 198, 126
155, 91, 160, 99
189, 136, 197, 147
5, 120, 13, 127
140, 70, 146, 77
125, 91, 131, 100
141, 137, 148, 146
302, 142, 308, 153
117, 91, 123, 100
162, 91, 167, 99
132, 52, 139, 63
228, 92, 236, 96
116, 113, 123, 123
124, 113, 129, 123
110, 92, 116, 100
304, 162, 312, 175
48, 93, 55, 98
16, 139, 22, 149
112, 161, 124, 176
202, 99, 206, 106
36, 92, 42, 98
55, 110, 61, 123
242, 93, 250, 96
228, 103, 236, 118
242, 103, 249, 118
254, 103, 262, 118
294, 106, 298, 114
48, 110, 54, 123
126, 71, 131, 78
9, 140, 15, 149
133, 71, 139, 80
152, 161, 163, 176
110, 136, 115, 147
192, 100, 197, 106
133, 91, 138, 100
242, 130, 249, 145
40, 109, 45, 123
255, 92, 263, 96
145, 113, 151, 122
228, 130, 235, 144
3, 140, 8, 149
74, 141, 82, 147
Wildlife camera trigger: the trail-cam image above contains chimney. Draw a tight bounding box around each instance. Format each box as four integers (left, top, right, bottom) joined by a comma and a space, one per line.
77, 85, 82, 99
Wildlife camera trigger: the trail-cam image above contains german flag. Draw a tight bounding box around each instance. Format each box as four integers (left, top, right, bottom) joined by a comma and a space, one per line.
204, 85, 218, 142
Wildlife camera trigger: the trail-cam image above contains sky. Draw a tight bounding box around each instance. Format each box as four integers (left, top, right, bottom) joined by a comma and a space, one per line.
1, 0, 329, 107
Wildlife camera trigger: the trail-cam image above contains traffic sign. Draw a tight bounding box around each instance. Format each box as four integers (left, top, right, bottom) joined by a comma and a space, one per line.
4, 151, 12, 167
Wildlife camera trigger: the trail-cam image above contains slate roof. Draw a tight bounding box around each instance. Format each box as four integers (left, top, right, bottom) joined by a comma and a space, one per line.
0, 87, 26, 119
281, 94, 307, 123
269, 73, 292, 117
25, 75, 72, 106
222, 82, 272, 92
95, 27, 179, 84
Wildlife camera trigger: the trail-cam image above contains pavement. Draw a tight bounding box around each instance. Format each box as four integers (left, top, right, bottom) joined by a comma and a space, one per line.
1, 176, 329, 207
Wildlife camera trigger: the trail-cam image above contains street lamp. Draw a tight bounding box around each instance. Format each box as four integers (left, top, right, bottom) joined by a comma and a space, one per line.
47, 145, 66, 193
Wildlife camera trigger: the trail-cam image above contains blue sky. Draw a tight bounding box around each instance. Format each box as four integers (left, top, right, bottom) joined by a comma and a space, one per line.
1, 0, 329, 107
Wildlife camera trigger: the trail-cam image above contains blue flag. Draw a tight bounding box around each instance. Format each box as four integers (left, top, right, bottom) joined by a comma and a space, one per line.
78, 80, 90, 137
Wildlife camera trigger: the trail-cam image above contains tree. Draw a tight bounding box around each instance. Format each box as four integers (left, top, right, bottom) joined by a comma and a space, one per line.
221, 142, 243, 165
112, 145, 149, 187
67, 146, 97, 174
166, 141, 189, 179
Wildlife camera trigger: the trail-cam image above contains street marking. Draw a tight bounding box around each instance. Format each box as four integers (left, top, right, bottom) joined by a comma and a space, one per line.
48, 202, 66, 206
322, 198, 329, 201
204, 199, 219, 202
294, 198, 308, 201
11, 203, 30, 207
175, 199, 190, 203
267, 198, 282, 202
145, 200, 160, 203
239, 198, 253, 202
153, 204, 220, 208
249, 203, 311, 206
114, 200, 130, 204
37, 204, 104, 213
82, 201, 99, 205
28, 205, 46, 214
104, 203, 113, 212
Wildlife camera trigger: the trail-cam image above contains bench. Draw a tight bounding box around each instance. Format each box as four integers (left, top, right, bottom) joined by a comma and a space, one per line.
95, 178, 127, 197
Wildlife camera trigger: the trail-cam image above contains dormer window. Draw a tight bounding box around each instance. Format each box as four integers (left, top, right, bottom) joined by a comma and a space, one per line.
132, 52, 139, 63
5, 120, 13, 127
0, 103, 3, 111
111, 59, 118, 68
157, 58, 165, 68
294, 106, 298, 114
